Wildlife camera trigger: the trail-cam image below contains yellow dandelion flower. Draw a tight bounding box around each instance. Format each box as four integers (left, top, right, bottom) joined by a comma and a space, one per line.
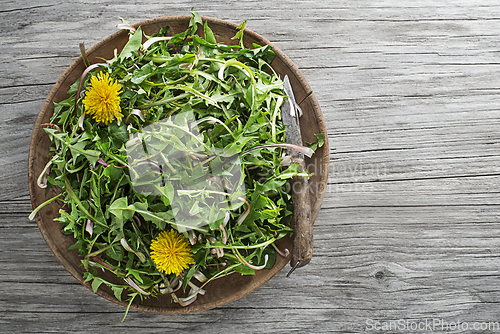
82, 72, 123, 125
150, 230, 195, 276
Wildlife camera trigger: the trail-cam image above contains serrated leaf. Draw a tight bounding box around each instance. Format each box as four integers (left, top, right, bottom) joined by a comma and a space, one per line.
127, 268, 145, 284
69, 141, 100, 166
314, 133, 325, 148
233, 263, 255, 275
103, 164, 123, 183
109, 122, 129, 148
112, 286, 124, 301
119, 27, 143, 61
109, 197, 127, 220
131, 61, 156, 84
305, 133, 325, 151
203, 21, 217, 44
262, 178, 286, 192
189, 10, 203, 28
232, 20, 247, 42
91, 278, 103, 293
130, 201, 148, 213
109, 197, 134, 221
105, 244, 125, 261
224, 135, 255, 154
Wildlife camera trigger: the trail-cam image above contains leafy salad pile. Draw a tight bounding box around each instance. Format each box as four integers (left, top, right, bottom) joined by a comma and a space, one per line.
31, 11, 321, 320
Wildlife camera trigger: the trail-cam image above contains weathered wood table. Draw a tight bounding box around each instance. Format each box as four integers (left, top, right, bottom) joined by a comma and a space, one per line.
2, 1, 500, 333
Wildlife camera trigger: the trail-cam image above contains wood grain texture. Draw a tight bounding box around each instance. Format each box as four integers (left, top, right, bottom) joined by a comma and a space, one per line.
2, 0, 500, 333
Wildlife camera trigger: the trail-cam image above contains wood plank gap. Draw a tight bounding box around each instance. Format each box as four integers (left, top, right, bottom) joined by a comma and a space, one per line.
0, 3, 59, 14
0, 82, 56, 90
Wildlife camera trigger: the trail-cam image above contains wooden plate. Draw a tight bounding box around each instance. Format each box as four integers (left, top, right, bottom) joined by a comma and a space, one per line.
28, 16, 329, 314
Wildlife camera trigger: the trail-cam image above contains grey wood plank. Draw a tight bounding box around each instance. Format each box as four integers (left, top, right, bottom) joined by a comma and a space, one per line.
3, 0, 500, 333
3, 210, 500, 333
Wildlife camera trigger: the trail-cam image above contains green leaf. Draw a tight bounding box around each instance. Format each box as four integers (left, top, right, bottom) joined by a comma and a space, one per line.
315, 133, 325, 148
232, 20, 248, 43
127, 268, 145, 284
155, 183, 174, 206
262, 178, 287, 193
189, 201, 202, 216
264, 248, 276, 269
112, 286, 124, 302
105, 244, 125, 262
69, 141, 100, 166
103, 164, 123, 183
109, 197, 134, 221
130, 201, 148, 213
182, 265, 198, 292
277, 163, 310, 179
305, 133, 325, 151
65, 179, 107, 228
233, 263, 255, 275
190, 10, 203, 28
203, 21, 217, 44
119, 27, 143, 61
131, 61, 156, 84
108, 122, 129, 149
91, 278, 103, 293
224, 135, 255, 154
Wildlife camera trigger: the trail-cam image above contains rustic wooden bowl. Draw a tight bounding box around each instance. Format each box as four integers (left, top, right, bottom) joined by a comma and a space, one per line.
28, 16, 329, 314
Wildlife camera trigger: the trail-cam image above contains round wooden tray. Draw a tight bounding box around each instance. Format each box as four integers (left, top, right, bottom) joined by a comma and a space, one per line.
28, 16, 329, 314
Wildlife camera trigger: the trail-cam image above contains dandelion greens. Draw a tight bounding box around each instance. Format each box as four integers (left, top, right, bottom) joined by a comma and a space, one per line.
31, 11, 320, 319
